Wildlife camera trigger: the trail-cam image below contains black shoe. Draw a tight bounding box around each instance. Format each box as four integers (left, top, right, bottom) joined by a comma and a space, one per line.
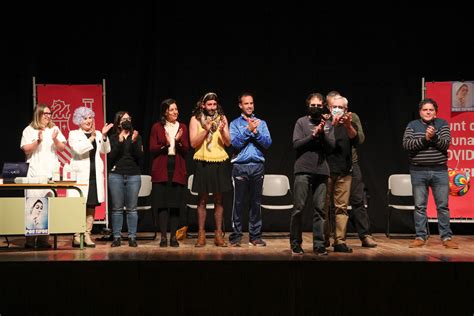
159, 238, 168, 248
36, 242, 52, 249
291, 245, 304, 255
128, 238, 138, 247
170, 237, 179, 248
314, 247, 328, 256
333, 243, 353, 253
111, 237, 121, 247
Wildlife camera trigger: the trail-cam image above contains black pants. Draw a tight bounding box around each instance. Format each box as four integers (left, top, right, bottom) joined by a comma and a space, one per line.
349, 163, 371, 239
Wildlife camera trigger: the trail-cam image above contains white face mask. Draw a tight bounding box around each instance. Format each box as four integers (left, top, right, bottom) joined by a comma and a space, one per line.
331, 107, 344, 117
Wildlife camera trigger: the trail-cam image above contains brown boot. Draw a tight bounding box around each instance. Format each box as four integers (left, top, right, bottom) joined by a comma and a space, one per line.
84, 210, 96, 248
214, 230, 227, 247
195, 230, 206, 247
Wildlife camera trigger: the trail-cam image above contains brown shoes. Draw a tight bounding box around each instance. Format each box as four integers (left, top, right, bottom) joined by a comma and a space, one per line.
361, 235, 377, 248
442, 238, 459, 249
214, 230, 228, 247
409, 238, 426, 248
195, 230, 206, 247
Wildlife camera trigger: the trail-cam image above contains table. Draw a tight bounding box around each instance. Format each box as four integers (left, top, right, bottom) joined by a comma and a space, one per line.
0, 183, 86, 249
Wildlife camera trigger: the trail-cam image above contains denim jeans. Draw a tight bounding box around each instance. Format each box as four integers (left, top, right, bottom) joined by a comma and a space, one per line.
410, 169, 452, 240
108, 173, 141, 238
229, 163, 264, 243
290, 173, 327, 249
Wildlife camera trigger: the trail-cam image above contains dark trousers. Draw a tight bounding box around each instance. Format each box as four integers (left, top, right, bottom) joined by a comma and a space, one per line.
290, 173, 328, 249
229, 163, 264, 243
349, 163, 371, 239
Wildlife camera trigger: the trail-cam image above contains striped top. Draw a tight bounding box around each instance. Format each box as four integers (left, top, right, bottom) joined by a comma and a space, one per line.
402, 118, 450, 166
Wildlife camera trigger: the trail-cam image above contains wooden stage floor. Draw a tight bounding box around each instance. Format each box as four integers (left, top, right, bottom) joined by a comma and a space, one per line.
1, 233, 473, 262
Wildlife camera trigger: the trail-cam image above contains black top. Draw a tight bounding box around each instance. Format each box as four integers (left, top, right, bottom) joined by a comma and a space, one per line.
327, 123, 359, 176
108, 134, 144, 175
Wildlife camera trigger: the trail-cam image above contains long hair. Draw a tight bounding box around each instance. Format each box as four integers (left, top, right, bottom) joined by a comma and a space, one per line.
192, 92, 225, 119
160, 98, 177, 125
111, 111, 133, 135
30, 104, 54, 129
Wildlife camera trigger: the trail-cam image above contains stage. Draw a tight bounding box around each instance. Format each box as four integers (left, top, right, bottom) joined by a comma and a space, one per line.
1, 233, 473, 315
1, 233, 474, 262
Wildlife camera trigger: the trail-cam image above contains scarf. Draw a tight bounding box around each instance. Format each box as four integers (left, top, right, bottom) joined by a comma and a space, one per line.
200, 112, 221, 151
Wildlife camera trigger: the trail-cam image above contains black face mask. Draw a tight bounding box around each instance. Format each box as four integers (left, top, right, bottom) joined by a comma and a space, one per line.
121, 120, 132, 131
308, 106, 324, 120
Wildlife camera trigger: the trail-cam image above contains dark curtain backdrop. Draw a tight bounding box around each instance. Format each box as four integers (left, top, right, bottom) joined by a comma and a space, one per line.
2, 4, 473, 233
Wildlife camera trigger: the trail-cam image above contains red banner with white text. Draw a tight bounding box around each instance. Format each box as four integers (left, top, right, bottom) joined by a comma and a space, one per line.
425, 82, 474, 220
36, 84, 107, 220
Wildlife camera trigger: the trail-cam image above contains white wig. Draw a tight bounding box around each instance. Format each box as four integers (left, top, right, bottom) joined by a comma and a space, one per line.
72, 107, 95, 126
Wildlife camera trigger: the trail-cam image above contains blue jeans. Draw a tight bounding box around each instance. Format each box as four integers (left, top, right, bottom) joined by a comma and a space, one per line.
230, 163, 264, 243
290, 174, 327, 249
108, 173, 141, 238
410, 169, 452, 240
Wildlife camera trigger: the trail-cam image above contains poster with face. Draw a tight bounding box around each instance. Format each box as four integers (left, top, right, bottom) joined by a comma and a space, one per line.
452, 81, 474, 112
25, 197, 49, 235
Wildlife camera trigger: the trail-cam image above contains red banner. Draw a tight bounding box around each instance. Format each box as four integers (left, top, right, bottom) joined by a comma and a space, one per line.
36, 84, 107, 220
426, 82, 474, 219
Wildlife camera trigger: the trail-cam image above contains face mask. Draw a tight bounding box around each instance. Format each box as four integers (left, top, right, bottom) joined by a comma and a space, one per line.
121, 120, 132, 131
331, 107, 344, 117
308, 106, 323, 120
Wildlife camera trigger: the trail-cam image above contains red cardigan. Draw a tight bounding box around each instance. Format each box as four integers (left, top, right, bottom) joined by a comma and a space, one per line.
149, 121, 190, 185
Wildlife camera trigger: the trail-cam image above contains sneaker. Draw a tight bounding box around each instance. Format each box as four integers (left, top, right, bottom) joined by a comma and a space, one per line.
442, 238, 459, 249
314, 247, 328, 256
111, 237, 121, 247
333, 243, 353, 253
128, 238, 138, 247
249, 239, 267, 247
361, 235, 377, 248
230, 241, 241, 247
409, 238, 426, 248
291, 245, 304, 255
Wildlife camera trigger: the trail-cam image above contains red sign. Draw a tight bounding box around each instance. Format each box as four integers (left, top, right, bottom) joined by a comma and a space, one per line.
36, 84, 107, 220
426, 82, 474, 219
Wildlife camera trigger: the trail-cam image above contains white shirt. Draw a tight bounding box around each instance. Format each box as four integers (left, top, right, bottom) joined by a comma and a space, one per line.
165, 121, 179, 155
20, 125, 66, 178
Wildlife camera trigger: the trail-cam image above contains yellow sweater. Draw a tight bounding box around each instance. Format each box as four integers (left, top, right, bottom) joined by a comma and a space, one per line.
193, 123, 229, 162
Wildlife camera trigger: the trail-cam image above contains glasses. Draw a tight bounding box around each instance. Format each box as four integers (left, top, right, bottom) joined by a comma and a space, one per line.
43, 112, 52, 116
310, 104, 323, 107
331, 105, 345, 109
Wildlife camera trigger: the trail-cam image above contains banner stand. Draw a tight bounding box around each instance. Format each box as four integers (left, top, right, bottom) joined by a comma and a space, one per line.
32, 78, 109, 227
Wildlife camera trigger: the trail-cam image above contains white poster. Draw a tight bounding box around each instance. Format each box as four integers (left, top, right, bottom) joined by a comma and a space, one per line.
25, 197, 49, 235
451, 81, 474, 112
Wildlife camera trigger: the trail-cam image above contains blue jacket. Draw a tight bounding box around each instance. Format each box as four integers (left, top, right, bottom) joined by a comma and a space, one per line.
230, 114, 272, 164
